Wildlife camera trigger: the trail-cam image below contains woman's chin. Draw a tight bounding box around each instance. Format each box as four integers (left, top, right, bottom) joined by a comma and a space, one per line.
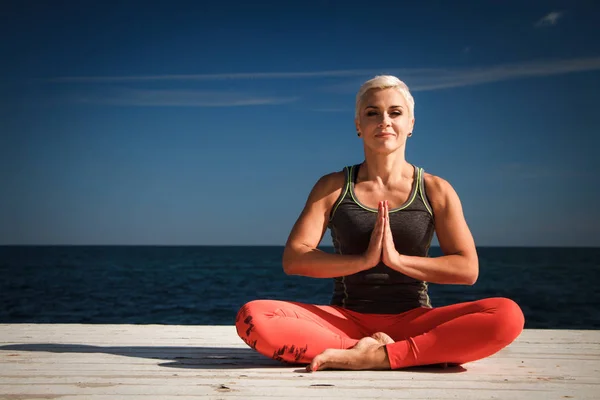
366, 142, 404, 155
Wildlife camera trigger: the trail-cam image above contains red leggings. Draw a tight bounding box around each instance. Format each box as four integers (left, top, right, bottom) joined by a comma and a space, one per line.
235, 297, 524, 369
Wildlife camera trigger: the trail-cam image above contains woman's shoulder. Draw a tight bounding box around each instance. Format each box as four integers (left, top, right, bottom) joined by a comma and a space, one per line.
421, 170, 459, 209
422, 170, 449, 191
311, 168, 347, 201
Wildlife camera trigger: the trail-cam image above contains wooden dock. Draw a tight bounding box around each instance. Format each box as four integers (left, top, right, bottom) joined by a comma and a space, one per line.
1, 324, 598, 399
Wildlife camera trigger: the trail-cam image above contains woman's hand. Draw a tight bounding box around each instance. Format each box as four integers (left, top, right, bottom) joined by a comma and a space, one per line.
363, 200, 402, 269
382, 200, 402, 269
362, 201, 386, 268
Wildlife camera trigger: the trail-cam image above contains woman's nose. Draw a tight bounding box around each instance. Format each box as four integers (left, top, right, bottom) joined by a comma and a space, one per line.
378, 113, 391, 127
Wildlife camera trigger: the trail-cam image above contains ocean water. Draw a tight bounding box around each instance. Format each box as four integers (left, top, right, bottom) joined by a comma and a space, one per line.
1, 246, 599, 329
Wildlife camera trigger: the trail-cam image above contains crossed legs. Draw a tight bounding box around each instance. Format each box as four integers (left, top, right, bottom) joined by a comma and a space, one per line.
235, 297, 525, 371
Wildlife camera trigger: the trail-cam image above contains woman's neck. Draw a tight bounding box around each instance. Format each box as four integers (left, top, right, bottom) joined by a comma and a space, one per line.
360, 149, 412, 187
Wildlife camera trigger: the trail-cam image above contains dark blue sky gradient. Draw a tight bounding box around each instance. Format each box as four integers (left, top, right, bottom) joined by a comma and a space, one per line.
1, 1, 599, 246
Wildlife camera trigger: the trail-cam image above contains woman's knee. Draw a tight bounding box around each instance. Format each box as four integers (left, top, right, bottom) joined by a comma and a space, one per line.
489, 297, 525, 344
235, 300, 268, 339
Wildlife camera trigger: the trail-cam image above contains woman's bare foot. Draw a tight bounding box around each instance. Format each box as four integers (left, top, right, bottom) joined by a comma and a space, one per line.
371, 331, 394, 345
307, 332, 395, 372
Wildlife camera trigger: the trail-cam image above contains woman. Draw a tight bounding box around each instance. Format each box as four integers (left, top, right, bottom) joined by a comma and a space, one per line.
235, 75, 525, 372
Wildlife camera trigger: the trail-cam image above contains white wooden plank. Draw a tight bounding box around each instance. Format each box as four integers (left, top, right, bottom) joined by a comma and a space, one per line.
0, 384, 596, 399
0, 324, 598, 400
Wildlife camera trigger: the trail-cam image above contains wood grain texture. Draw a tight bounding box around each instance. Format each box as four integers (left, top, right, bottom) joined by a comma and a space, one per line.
1, 325, 598, 399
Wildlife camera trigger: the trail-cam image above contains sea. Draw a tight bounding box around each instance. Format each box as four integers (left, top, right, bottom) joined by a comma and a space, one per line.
1, 246, 599, 329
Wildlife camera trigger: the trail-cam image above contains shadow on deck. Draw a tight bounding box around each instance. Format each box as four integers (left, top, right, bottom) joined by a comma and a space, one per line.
0, 343, 467, 373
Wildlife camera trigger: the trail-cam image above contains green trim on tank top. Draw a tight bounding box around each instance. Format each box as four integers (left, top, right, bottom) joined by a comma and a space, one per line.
420, 180, 434, 309
421, 282, 432, 307
418, 167, 434, 217
349, 164, 419, 213
328, 166, 351, 223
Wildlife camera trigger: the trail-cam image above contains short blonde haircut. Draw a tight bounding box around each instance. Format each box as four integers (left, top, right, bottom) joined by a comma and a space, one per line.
355, 75, 415, 119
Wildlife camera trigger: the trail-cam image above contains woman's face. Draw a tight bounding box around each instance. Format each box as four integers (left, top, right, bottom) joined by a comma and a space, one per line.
355, 88, 415, 154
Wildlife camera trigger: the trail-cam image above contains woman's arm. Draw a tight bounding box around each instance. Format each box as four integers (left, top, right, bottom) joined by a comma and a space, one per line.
282, 171, 383, 278
384, 174, 479, 285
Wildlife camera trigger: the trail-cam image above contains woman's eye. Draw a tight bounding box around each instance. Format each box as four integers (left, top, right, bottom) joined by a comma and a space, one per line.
366, 111, 378, 116
391, 111, 402, 116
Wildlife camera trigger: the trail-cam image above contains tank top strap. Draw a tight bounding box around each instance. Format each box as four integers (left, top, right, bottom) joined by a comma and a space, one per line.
328, 165, 353, 223
417, 167, 434, 218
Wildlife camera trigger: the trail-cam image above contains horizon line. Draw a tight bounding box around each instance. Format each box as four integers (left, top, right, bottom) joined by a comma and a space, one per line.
1, 244, 597, 249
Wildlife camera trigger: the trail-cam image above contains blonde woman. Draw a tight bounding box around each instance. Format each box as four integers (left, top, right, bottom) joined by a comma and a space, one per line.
236, 75, 524, 372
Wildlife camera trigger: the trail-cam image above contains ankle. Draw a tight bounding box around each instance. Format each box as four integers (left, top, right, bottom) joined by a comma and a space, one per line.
367, 344, 391, 369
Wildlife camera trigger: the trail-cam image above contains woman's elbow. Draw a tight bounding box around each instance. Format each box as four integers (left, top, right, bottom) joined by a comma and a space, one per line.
282, 247, 299, 275
282, 258, 295, 275
465, 257, 479, 285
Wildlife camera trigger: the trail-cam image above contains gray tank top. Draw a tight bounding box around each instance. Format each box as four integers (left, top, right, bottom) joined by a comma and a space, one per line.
327, 163, 435, 314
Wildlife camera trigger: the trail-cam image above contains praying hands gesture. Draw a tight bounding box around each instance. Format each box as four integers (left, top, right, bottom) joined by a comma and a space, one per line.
283, 171, 478, 285
363, 200, 402, 269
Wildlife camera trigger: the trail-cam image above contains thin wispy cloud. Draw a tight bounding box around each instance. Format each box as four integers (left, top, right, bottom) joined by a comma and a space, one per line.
326, 56, 600, 92
47, 68, 438, 83
49, 56, 600, 94
73, 88, 297, 107
535, 11, 563, 27
311, 107, 348, 113
409, 57, 600, 91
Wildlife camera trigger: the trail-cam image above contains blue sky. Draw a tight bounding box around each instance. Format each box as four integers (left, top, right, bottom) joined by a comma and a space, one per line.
1, 1, 599, 246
